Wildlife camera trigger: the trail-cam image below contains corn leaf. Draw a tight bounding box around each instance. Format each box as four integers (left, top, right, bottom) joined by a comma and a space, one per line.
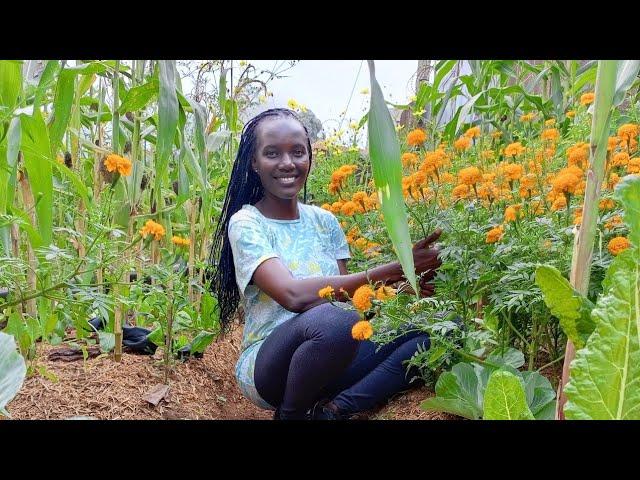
367, 60, 417, 294
20, 111, 53, 248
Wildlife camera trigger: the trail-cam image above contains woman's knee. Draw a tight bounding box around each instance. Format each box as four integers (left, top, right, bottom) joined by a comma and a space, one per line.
302, 303, 360, 348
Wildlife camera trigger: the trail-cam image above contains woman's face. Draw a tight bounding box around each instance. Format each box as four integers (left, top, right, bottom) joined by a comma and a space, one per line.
252, 117, 310, 201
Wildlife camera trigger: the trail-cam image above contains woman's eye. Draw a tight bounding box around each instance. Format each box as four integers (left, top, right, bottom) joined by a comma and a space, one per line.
265, 151, 278, 158
293, 150, 305, 157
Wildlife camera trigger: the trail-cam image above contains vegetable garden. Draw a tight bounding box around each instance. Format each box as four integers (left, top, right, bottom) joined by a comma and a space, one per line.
1, 59, 638, 420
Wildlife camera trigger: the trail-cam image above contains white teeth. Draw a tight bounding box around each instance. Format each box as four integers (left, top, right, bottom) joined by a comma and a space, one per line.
279, 177, 296, 184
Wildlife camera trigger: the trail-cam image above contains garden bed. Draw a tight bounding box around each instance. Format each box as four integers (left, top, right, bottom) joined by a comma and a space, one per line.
8, 324, 561, 420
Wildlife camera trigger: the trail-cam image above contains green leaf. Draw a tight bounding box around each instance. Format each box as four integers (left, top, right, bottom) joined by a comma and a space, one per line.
19, 112, 53, 248
0, 60, 21, 120
614, 174, 640, 248
190, 331, 216, 354
366, 61, 417, 294
612, 60, 640, 107
454, 91, 484, 136
97, 331, 115, 353
486, 347, 525, 369
564, 248, 640, 419
33, 61, 60, 111
535, 265, 596, 349
118, 75, 159, 114
147, 326, 164, 347
155, 60, 179, 198
483, 370, 534, 420
0, 332, 27, 418
420, 363, 482, 419
521, 371, 556, 420
52, 156, 91, 208
49, 68, 76, 152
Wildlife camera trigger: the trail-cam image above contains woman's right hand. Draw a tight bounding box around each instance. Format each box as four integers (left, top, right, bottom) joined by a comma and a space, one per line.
412, 228, 442, 279
385, 229, 442, 284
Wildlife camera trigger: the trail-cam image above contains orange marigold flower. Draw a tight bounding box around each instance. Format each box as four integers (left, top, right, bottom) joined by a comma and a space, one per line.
352, 320, 373, 341
452, 184, 470, 200
104, 154, 121, 173
340, 201, 359, 216
552, 173, 580, 195
566, 110, 576, 119
407, 129, 427, 146
607, 236, 631, 256
330, 201, 344, 214
458, 166, 482, 186
520, 113, 536, 122
504, 142, 525, 157
617, 123, 639, 142
481, 149, 495, 161
608, 136, 620, 151
599, 198, 615, 211
375, 286, 396, 301
486, 225, 504, 244
464, 126, 481, 138
454, 136, 472, 151
612, 152, 630, 167
503, 163, 523, 181
544, 118, 556, 127
491, 131, 503, 139
104, 154, 132, 176
580, 92, 595, 106
318, 286, 335, 299
140, 219, 166, 241
605, 215, 623, 230
504, 206, 518, 223
321, 203, 332, 212
440, 172, 456, 184
627, 158, 640, 174
171, 235, 191, 247
541, 128, 560, 143
567, 143, 590, 168
551, 194, 567, 211
352, 285, 375, 312
402, 152, 419, 167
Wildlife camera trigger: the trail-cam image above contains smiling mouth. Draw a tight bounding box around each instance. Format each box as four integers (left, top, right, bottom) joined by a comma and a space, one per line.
275, 176, 298, 185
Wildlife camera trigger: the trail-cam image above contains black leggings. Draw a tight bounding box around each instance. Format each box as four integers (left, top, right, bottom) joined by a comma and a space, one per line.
254, 303, 430, 419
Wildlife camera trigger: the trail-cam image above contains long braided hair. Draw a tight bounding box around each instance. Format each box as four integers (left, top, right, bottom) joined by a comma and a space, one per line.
209, 108, 313, 333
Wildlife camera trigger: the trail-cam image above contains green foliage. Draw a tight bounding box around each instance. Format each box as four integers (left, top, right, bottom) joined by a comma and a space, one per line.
367, 60, 417, 294
483, 370, 534, 420
535, 265, 595, 349
0, 331, 27, 417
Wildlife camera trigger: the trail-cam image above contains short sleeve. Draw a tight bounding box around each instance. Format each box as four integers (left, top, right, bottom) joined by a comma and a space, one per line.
327, 214, 351, 260
228, 218, 279, 296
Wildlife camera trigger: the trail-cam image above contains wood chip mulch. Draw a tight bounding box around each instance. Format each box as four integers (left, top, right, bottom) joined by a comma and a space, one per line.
7, 325, 446, 420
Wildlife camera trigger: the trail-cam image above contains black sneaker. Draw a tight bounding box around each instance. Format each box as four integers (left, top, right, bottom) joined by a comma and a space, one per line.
309, 401, 349, 420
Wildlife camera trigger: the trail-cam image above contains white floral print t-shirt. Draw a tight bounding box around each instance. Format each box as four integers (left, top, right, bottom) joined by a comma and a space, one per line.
228, 203, 350, 409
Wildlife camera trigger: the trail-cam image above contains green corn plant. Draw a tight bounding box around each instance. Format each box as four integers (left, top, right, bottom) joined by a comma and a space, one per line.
556, 60, 640, 419
366, 60, 417, 295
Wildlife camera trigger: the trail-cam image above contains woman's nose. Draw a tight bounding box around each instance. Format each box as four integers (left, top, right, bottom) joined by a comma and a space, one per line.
279, 154, 295, 169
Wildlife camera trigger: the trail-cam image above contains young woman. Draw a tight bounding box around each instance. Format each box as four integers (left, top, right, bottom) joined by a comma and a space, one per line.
210, 108, 442, 420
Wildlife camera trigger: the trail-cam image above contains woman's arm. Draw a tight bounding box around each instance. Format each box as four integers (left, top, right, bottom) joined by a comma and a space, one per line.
252, 229, 442, 313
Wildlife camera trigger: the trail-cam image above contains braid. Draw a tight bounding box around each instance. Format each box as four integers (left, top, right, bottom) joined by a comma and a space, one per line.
208, 108, 313, 333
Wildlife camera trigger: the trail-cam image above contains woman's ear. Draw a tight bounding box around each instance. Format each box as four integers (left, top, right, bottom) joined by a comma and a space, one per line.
251, 157, 258, 174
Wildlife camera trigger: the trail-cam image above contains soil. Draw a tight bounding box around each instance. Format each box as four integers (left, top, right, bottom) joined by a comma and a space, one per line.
7, 325, 560, 421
